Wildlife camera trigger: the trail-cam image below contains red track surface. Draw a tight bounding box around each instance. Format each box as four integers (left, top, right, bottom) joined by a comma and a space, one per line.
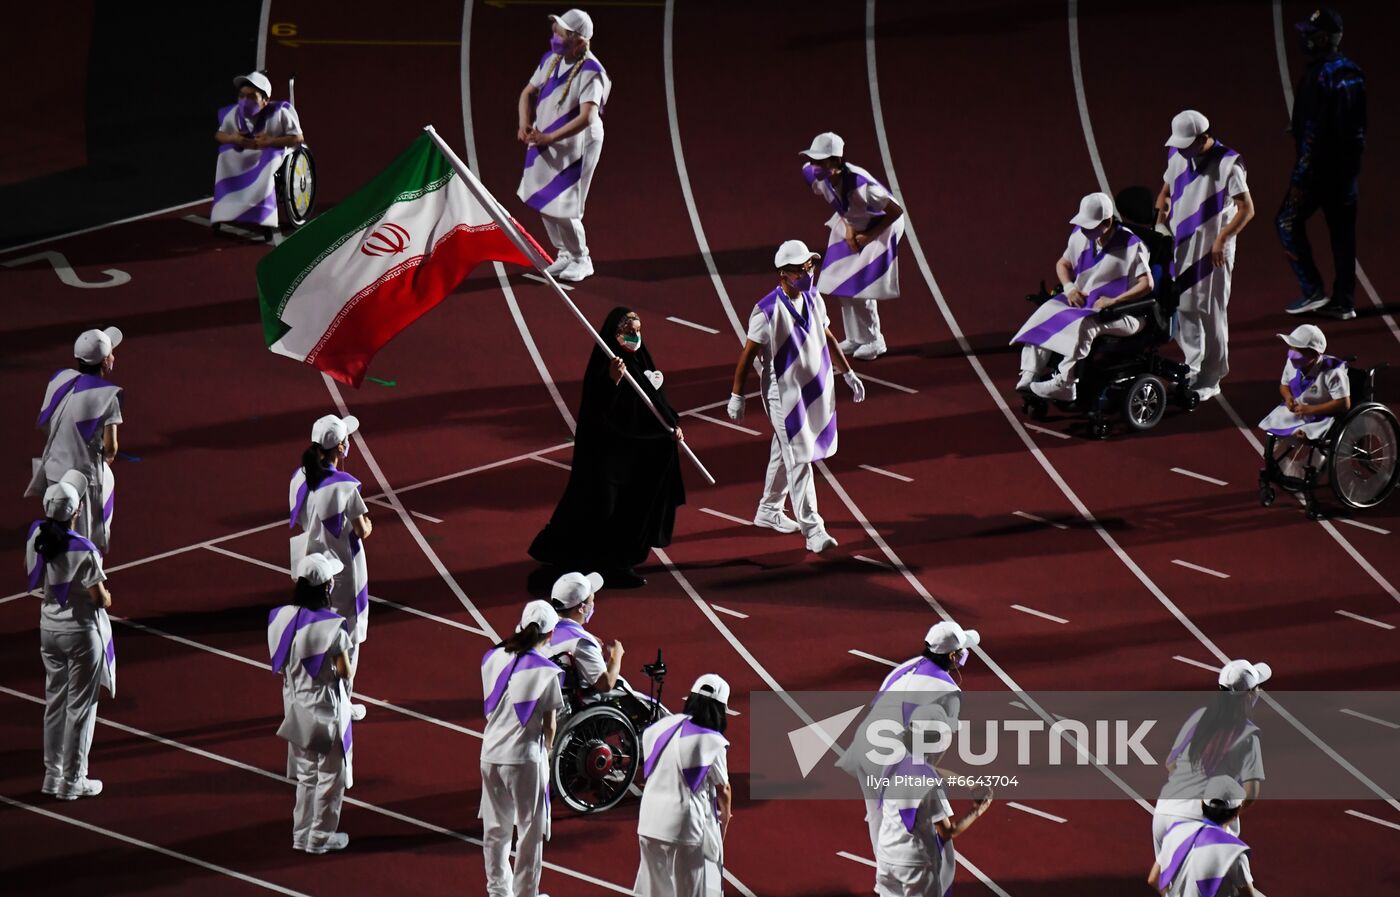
3, 2, 1398, 895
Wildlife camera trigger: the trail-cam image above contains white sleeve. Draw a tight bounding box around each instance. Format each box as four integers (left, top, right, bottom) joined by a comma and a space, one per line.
1325, 366, 1351, 400
1128, 241, 1151, 281
803, 163, 824, 197
746, 305, 771, 345
812, 292, 830, 332
278, 105, 303, 136
528, 54, 555, 89
708, 748, 730, 788
1228, 162, 1249, 198
346, 487, 369, 519
578, 70, 605, 106
79, 552, 107, 589
1281, 359, 1296, 386
217, 107, 239, 134
862, 180, 891, 212
571, 638, 607, 688
1061, 231, 1080, 265
1238, 734, 1265, 782
541, 675, 564, 714
1232, 853, 1254, 887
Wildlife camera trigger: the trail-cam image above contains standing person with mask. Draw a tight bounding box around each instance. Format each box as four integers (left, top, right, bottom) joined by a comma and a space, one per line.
212, 71, 305, 238
799, 132, 906, 360
517, 8, 611, 283
289, 415, 372, 720
480, 601, 564, 897
1155, 110, 1255, 402
727, 240, 865, 553
27, 327, 125, 554
529, 308, 686, 589
1280, 7, 1366, 321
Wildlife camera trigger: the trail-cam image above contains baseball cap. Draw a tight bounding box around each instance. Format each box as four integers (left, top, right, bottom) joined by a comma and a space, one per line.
520, 599, 560, 634
691, 673, 731, 707
234, 71, 273, 96
1070, 192, 1116, 227
310, 414, 360, 450
550, 571, 604, 609
1218, 658, 1273, 692
799, 132, 845, 161
774, 239, 820, 269
1202, 775, 1246, 809
43, 470, 90, 520
1279, 324, 1327, 354
1296, 7, 1343, 34
74, 326, 123, 364
549, 9, 594, 39
296, 552, 344, 585
925, 620, 981, 654
1165, 110, 1210, 149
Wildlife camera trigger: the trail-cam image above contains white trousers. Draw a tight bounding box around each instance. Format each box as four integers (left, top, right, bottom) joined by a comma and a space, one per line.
635, 836, 720, 897
480, 759, 549, 897
541, 215, 588, 260
41, 627, 102, 783
1176, 255, 1233, 391
760, 430, 824, 538
875, 862, 943, 897
345, 641, 360, 699
1020, 315, 1144, 384
841, 297, 883, 346
291, 742, 346, 848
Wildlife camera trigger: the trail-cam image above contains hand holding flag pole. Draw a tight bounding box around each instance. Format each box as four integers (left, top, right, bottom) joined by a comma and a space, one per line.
422, 125, 716, 486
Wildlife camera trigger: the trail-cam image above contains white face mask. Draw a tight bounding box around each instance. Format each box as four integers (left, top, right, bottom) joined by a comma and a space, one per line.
955, 648, 969, 667
340, 439, 351, 459
582, 598, 595, 624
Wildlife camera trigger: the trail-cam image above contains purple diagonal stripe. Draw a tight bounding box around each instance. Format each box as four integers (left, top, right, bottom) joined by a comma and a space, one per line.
1170, 163, 1201, 205
355, 585, 369, 616
813, 410, 839, 459
270, 613, 299, 673
524, 107, 581, 168
898, 806, 919, 833
75, 416, 104, 444
323, 513, 345, 540
1018, 305, 1095, 347
513, 698, 541, 727
35, 376, 79, 427
104, 637, 115, 665
230, 190, 278, 225
1191, 825, 1246, 850
483, 661, 514, 716
773, 329, 809, 380
681, 764, 711, 793
290, 482, 308, 529
27, 520, 43, 540
829, 234, 900, 298
524, 157, 584, 211
102, 490, 114, 523
342, 717, 353, 755
1073, 234, 1097, 278
823, 233, 858, 268
302, 651, 327, 679
1083, 275, 1133, 306
643, 718, 686, 779
1159, 826, 1198, 889
213, 148, 285, 203
1197, 876, 1227, 897
679, 719, 718, 739
50, 580, 73, 608
1174, 187, 1230, 244
1175, 254, 1216, 295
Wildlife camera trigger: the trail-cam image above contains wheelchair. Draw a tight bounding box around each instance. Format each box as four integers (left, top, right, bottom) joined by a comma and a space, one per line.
1258, 363, 1400, 519
550, 649, 670, 814
272, 74, 316, 232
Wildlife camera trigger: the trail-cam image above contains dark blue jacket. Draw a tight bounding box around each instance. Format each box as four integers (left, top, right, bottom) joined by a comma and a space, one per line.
1291, 52, 1366, 188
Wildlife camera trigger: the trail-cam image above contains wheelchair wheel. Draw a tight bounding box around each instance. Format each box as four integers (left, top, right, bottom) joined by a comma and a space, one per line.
1327, 403, 1400, 510
1122, 374, 1167, 431
551, 705, 638, 814
275, 145, 317, 230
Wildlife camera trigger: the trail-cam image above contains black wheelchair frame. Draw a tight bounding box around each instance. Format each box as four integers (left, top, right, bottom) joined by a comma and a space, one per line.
272, 74, 316, 233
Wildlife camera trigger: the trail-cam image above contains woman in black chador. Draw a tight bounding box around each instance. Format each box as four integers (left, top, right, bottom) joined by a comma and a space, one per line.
529, 307, 686, 588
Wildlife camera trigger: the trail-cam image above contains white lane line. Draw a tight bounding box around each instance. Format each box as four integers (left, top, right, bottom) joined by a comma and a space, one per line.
836, 851, 877, 868
1067, 0, 1110, 193
686, 410, 761, 436
711, 604, 749, 619
1010, 604, 1069, 625
1340, 708, 1400, 730
521, 272, 572, 290
849, 649, 898, 668
366, 495, 442, 524
681, 390, 763, 417
666, 315, 721, 334
1, 197, 210, 255
1171, 467, 1229, 487
854, 554, 894, 570
858, 464, 912, 483
390, 442, 574, 497
182, 214, 261, 241
1345, 809, 1400, 833
699, 507, 753, 527
1173, 655, 1221, 674
1172, 559, 1230, 580
0, 793, 310, 896
1337, 518, 1391, 536
1007, 801, 1068, 823
1336, 610, 1396, 631
860, 373, 918, 394
0, 590, 38, 607
1024, 422, 1071, 440
532, 454, 572, 471
1013, 510, 1069, 530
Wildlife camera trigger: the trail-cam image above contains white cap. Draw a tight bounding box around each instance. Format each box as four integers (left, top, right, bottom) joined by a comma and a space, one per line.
1279, 324, 1327, 354
774, 239, 820, 269
43, 470, 90, 520
310, 414, 360, 450
234, 71, 272, 96
549, 9, 594, 39
924, 621, 981, 654
1069, 192, 1116, 227
551, 571, 604, 608
519, 599, 560, 634
691, 673, 731, 707
74, 326, 123, 364
1166, 110, 1210, 148
1202, 775, 1246, 808
1219, 659, 1272, 692
799, 132, 845, 160
296, 552, 344, 585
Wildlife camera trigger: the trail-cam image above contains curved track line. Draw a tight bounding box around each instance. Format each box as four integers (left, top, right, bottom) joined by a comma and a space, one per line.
1066, 0, 1109, 194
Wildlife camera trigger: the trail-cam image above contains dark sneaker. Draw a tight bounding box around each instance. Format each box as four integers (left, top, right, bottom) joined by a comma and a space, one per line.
1285, 293, 1329, 315
1317, 303, 1357, 321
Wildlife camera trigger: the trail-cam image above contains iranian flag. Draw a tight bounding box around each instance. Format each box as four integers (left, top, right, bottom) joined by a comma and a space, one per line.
256, 131, 548, 386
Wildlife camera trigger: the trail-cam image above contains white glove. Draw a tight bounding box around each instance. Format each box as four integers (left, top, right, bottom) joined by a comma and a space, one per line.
844, 370, 866, 403
726, 393, 745, 420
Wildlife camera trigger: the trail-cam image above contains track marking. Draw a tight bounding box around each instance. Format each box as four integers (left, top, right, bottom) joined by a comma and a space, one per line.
1171, 559, 1230, 579
853, 554, 894, 570
1007, 801, 1068, 823
1010, 604, 1069, 625
859, 373, 918, 394
182, 214, 261, 241
1170, 467, 1229, 487
1024, 422, 1071, 440
1340, 708, 1400, 730
1013, 510, 1068, 530
1337, 518, 1390, 536
1, 198, 211, 255
1345, 809, 1400, 833
1335, 610, 1395, 631
858, 463, 912, 483
686, 410, 761, 436
1066, 0, 1109, 192
666, 315, 721, 334
848, 649, 898, 667
711, 604, 749, 619
531, 454, 572, 471
836, 851, 877, 869
521, 271, 572, 290
1173, 655, 1221, 674
682, 389, 763, 417
0, 793, 310, 896
366, 495, 442, 523
698, 507, 753, 527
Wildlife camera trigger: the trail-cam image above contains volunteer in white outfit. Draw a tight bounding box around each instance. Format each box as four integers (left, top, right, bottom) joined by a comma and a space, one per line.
1150, 777, 1267, 897
1155, 110, 1255, 402
1258, 324, 1350, 478
28, 469, 114, 800
269, 553, 354, 854
544, 571, 625, 701
517, 8, 611, 283
636, 674, 733, 897
480, 601, 564, 897
1152, 659, 1269, 852
212, 71, 305, 235
728, 240, 865, 553
800, 132, 906, 360
289, 414, 373, 721
26, 326, 124, 554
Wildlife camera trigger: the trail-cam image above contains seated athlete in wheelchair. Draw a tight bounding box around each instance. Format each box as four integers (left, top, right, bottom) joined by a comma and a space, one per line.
1258, 324, 1400, 518
212, 71, 316, 240
1013, 188, 1195, 438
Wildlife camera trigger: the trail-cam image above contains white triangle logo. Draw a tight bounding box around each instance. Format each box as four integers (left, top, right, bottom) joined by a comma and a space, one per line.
787, 706, 864, 779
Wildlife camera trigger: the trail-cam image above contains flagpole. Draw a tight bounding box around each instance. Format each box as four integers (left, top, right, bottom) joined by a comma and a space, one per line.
423, 125, 716, 486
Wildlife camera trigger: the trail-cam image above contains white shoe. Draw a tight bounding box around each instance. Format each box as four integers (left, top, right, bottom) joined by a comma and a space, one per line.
754, 508, 801, 533
41, 774, 62, 796
1015, 370, 1036, 391
805, 530, 838, 553
1195, 386, 1221, 402
306, 832, 349, 854
350, 703, 367, 721
1031, 378, 1075, 402
838, 338, 858, 354
558, 255, 594, 282
852, 339, 887, 360
545, 251, 573, 275
59, 777, 103, 800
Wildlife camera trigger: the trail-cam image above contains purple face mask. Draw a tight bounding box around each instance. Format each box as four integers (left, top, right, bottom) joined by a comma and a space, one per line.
239, 97, 261, 119
550, 34, 569, 56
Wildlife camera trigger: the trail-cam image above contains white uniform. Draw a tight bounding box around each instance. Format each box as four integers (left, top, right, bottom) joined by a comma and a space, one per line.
27, 522, 113, 787
213, 101, 303, 227
1155, 820, 1255, 897
1259, 352, 1349, 440
873, 757, 958, 897
479, 646, 564, 897
290, 467, 370, 686
26, 370, 122, 553
636, 713, 730, 897
1152, 707, 1264, 851
1164, 144, 1249, 393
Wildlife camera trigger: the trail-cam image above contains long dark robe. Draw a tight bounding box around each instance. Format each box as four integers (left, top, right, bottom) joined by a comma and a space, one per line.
529, 307, 687, 569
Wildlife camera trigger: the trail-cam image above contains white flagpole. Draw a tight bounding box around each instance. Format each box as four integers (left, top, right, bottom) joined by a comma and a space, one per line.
422, 125, 716, 486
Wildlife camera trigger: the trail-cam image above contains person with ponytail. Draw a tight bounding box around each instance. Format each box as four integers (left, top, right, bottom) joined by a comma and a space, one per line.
27, 469, 114, 801
289, 414, 372, 721
479, 600, 564, 897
